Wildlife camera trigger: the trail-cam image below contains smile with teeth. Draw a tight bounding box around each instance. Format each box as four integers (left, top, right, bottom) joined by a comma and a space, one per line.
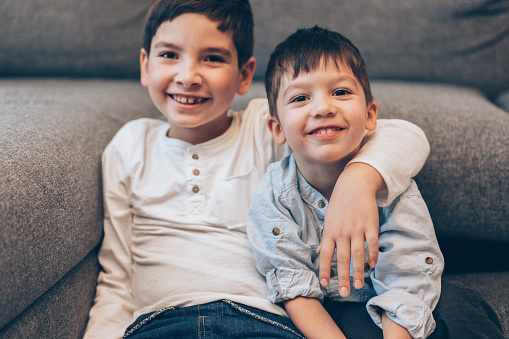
310, 127, 344, 135
171, 94, 207, 105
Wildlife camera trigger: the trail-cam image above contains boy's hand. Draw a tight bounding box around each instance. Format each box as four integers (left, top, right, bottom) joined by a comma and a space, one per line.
319, 163, 382, 297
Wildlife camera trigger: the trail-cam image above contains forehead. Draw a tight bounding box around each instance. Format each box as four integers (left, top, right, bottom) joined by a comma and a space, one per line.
152, 13, 236, 51
279, 59, 358, 92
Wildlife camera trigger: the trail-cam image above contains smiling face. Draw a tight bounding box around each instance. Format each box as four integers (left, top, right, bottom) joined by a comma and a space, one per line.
268, 59, 377, 170
140, 13, 255, 144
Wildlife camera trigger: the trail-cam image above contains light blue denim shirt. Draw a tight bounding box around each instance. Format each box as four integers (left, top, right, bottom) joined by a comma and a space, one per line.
246, 154, 444, 338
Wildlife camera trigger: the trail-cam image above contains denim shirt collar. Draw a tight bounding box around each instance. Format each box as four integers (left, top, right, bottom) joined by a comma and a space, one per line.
283, 154, 329, 222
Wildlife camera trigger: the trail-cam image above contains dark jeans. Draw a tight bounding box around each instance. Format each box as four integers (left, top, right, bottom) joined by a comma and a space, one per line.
125, 280, 504, 338
123, 299, 304, 339
325, 279, 505, 338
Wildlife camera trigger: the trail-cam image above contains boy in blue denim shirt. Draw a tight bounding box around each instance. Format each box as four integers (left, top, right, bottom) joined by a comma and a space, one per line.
247, 26, 444, 339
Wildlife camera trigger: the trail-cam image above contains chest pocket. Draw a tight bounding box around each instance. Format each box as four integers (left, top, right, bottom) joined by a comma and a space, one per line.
218, 166, 261, 232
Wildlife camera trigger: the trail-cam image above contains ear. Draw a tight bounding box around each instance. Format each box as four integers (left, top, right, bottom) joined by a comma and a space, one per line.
267, 116, 287, 145
236, 57, 256, 95
140, 48, 149, 88
365, 100, 378, 131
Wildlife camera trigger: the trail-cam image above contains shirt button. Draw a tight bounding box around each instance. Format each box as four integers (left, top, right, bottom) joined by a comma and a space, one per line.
364, 263, 371, 272
330, 269, 335, 277
318, 200, 326, 208
193, 169, 200, 176
192, 185, 200, 193
192, 154, 199, 160
425, 257, 434, 265
272, 227, 280, 236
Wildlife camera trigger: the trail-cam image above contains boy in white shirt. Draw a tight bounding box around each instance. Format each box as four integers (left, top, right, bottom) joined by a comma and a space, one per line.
84, 1, 432, 338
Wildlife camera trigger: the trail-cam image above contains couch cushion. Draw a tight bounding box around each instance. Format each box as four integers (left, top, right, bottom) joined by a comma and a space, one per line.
251, 0, 509, 99
446, 273, 509, 336
0, 1, 150, 78
373, 81, 509, 242
0, 79, 160, 328
0, 248, 100, 339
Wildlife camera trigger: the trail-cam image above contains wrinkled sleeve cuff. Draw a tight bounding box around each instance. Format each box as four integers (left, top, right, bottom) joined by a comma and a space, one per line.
367, 290, 436, 338
266, 267, 324, 304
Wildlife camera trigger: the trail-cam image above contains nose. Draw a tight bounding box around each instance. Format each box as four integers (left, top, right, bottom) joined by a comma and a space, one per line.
175, 61, 202, 87
311, 96, 336, 118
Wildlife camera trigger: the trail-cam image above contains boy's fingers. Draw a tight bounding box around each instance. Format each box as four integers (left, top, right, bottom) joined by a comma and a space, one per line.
351, 235, 365, 289
335, 238, 351, 297
318, 238, 334, 287
366, 230, 379, 268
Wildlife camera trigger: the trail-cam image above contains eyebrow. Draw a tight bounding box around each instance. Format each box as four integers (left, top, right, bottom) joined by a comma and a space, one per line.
152, 42, 232, 59
153, 42, 182, 51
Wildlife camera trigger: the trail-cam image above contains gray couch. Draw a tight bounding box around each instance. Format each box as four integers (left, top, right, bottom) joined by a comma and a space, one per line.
1, 1, 508, 338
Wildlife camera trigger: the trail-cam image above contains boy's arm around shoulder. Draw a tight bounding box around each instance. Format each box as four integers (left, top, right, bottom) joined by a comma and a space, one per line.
84, 131, 138, 339
367, 180, 444, 339
352, 119, 430, 207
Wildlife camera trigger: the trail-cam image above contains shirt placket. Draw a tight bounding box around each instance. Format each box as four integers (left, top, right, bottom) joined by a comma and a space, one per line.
187, 150, 204, 215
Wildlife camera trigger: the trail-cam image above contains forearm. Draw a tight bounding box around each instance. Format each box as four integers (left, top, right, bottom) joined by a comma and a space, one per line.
284, 297, 346, 339
382, 312, 412, 339
335, 162, 385, 196
352, 119, 430, 206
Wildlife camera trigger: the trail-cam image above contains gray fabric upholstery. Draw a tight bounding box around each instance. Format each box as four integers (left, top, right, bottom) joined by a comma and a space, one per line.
0, 248, 100, 339
0, 1, 150, 78
0, 79, 161, 328
447, 273, 509, 335
497, 91, 509, 112
371, 82, 509, 242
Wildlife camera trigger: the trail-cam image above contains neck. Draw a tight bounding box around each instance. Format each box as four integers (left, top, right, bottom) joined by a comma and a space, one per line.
167, 116, 232, 145
294, 155, 350, 201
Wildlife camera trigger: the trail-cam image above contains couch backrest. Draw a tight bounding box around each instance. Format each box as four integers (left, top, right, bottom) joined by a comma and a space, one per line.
1, 0, 508, 98
0, 1, 150, 79
251, 0, 509, 99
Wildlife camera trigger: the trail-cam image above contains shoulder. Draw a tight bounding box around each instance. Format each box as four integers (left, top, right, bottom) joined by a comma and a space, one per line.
255, 155, 298, 202
233, 98, 270, 127
266, 155, 295, 182
113, 118, 165, 141
104, 118, 166, 162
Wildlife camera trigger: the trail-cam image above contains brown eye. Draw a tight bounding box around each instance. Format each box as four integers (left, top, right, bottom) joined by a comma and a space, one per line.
205, 55, 225, 63
290, 95, 307, 103
333, 89, 349, 96
160, 52, 177, 59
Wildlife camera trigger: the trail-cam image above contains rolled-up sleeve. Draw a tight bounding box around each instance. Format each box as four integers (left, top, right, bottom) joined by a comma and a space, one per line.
367, 180, 444, 339
246, 164, 324, 304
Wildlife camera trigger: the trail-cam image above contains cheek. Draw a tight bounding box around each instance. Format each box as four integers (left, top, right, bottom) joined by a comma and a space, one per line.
211, 70, 240, 95
148, 66, 167, 89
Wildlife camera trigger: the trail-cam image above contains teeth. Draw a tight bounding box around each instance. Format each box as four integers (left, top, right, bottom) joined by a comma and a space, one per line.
316, 127, 341, 135
173, 95, 205, 104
